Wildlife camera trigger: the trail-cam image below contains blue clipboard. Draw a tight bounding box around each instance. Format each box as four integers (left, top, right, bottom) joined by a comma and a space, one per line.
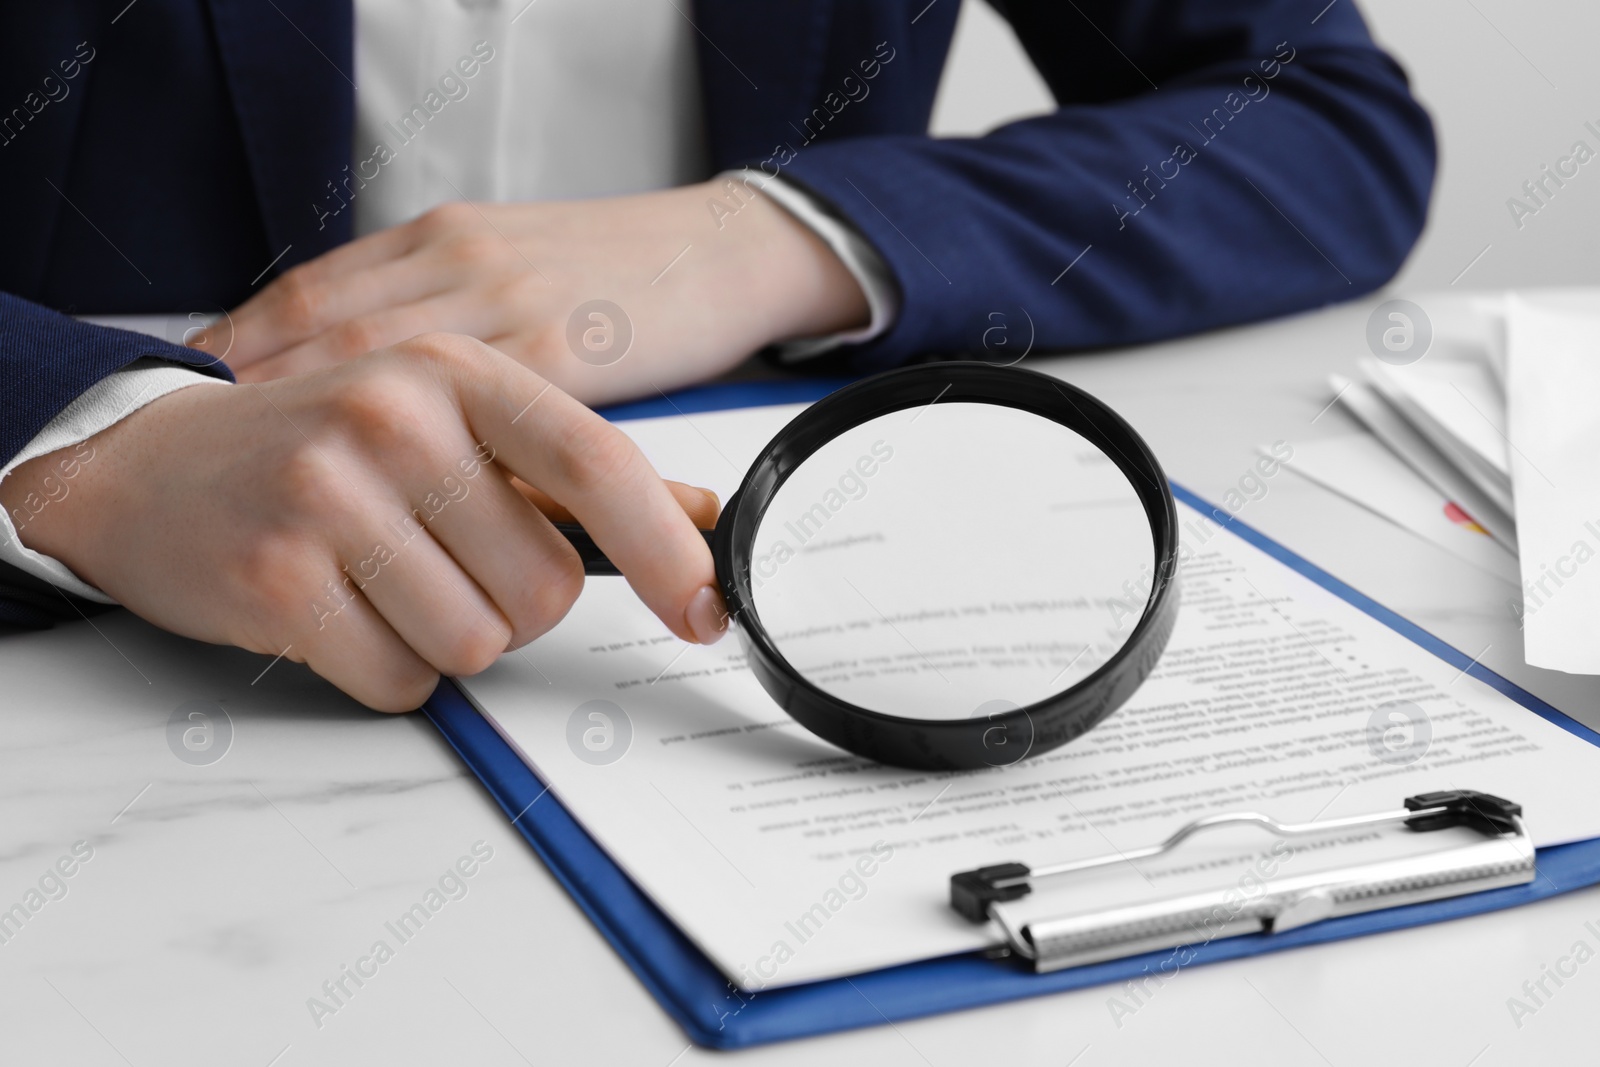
423, 378, 1600, 1049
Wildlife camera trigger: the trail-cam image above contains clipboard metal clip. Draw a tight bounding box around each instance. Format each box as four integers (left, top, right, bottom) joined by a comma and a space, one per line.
950, 790, 1535, 973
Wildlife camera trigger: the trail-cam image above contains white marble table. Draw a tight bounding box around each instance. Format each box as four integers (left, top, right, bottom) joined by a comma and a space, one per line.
5, 293, 1598, 1066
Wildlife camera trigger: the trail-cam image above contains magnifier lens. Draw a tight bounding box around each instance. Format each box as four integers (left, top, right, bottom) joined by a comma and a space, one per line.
746, 402, 1154, 723
558, 363, 1176, 769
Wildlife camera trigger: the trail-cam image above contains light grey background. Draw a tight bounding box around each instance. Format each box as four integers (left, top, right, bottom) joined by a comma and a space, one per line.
930, 0, 1597, 291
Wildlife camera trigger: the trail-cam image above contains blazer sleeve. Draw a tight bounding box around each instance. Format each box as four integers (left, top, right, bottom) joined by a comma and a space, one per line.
0, 290, 234, 628
781, 0, 1437, 371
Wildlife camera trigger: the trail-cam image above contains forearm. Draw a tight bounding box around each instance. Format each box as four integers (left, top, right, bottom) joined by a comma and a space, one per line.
723, 177, 874, 347
782, 21, 1434, 368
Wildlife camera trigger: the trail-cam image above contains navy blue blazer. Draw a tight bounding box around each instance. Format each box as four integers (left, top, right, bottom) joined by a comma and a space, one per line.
0, 0, 1433, 624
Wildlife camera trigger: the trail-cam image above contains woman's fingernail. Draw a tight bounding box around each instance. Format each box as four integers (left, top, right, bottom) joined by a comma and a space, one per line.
686, 585, 729, 645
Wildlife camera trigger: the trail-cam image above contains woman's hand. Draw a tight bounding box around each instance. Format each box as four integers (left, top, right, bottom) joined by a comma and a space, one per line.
0, 334, 728, 711
210, 180, 871, 405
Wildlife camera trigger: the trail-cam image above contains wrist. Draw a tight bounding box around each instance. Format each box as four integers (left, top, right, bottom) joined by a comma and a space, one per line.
703, 178, 871, 345
0, 386, 196, 589
1, 442, 104, 583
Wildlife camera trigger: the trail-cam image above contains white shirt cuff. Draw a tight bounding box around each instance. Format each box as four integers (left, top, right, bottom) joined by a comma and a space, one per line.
713, 170, 899, 362
0, 360, 227, 603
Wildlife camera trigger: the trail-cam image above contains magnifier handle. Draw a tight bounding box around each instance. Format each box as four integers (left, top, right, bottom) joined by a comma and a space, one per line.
554, 522, 716, 577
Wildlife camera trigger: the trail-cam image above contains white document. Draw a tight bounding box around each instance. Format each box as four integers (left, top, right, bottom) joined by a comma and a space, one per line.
1507, 293, 1600, 673
1474, 295, 1510, 387
459, 404, 1600, 988
1274, 434, 1519, 585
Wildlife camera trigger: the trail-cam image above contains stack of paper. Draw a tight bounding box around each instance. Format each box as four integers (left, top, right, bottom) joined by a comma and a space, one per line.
1321, 292, 1600, 674
1327, 299, 1516, 552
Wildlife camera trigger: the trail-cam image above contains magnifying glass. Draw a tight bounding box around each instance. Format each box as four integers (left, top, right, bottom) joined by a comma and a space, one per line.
557, 362, 1180, 771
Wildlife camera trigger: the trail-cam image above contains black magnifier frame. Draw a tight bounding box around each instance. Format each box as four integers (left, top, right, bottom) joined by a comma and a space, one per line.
559, 362, 1181, 771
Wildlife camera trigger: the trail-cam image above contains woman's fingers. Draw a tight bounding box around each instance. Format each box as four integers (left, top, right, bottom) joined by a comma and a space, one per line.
294, 575, 442, 713
334, 518, 515, 680
513, 477, 720, 530
408, 464, 588, 651
217, 230, 446, 368
234, 290, 500, 382
428, 335, 727, 644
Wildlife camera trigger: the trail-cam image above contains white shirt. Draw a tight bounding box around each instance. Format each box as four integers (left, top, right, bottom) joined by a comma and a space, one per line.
350, 0, 710, 230
2, 0, 894, 600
